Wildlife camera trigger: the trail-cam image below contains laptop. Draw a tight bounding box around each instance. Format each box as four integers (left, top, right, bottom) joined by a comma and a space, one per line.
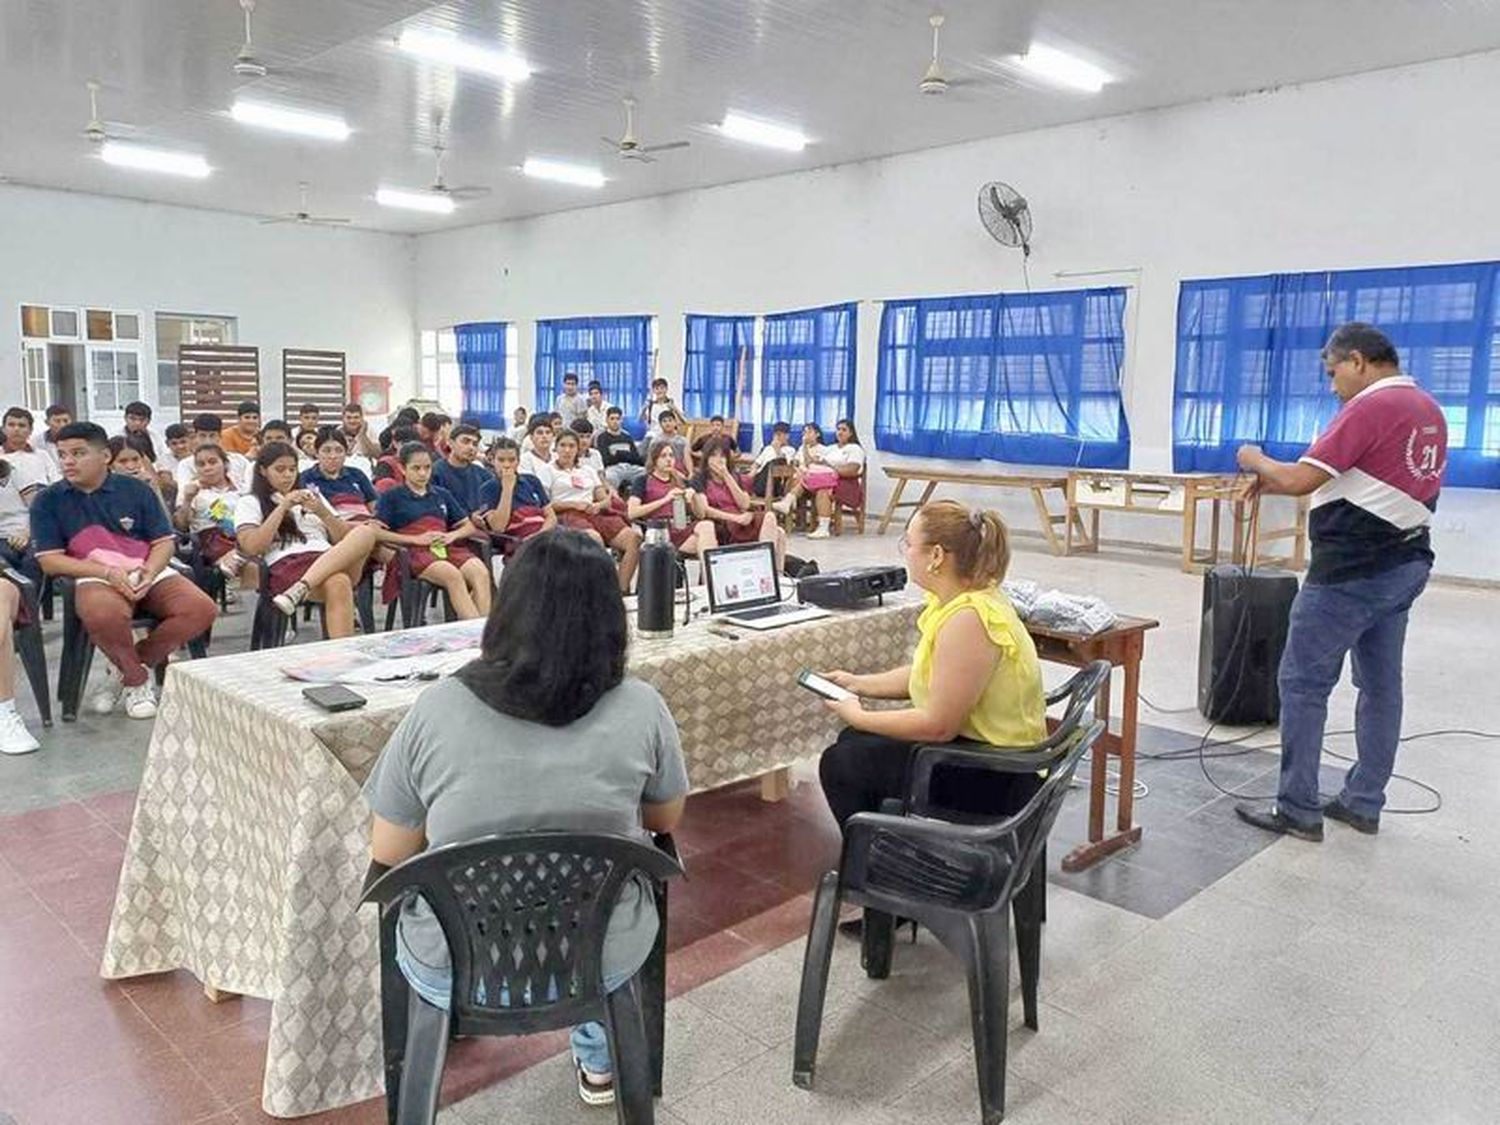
701, 541, 831, 630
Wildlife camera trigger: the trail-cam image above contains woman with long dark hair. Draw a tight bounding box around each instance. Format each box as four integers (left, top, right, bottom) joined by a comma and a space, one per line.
691, 437, 787, 570
363, 529, 688, 1108
233, 441, 377, 636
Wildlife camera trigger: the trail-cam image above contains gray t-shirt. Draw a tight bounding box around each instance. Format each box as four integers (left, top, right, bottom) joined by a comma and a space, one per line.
363, 674, 689, 985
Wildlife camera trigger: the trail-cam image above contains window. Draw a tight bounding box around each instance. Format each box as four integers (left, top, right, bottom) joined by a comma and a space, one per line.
683, 314, 755, 420
761, 303, 856, 441
155, 314, 237, 411
875, 288, 1130, 467
1174, 262, 1500, 486
534, 316, 655, 436
89, 349, 141, 413
421, 325, 519, 423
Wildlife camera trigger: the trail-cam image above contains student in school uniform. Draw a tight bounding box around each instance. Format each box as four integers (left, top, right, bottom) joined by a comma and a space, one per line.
689, 415, 739, 456
234, 441, 378, 637
121, 401, 167, 466
339, 401, 382, 461
750, 421, 796, 498
372, 424, 421, 494
478, 437, 556, 554
773, 418, 866, 540
296, 403, 322, 439
625, 440, 714, 559
173, 444, 243, 573
639, 377, 679, 436
692, 438, 788, 570
177, 415, 251, 493
548, 431, 641, 594
431, 423, 492, 516
373, 443, 492, 620
653, 411, 693, 476
507, 406, 530, 444
2, 407, 58, 487
38, 404, 72, 478
31, 423, 218, 720
568, 419, 607, 475
155, 423, 194, 483
520, 418, 556, 479
300, 427, 378, 519
0, 449, 46, 590
109, 433, 175, 518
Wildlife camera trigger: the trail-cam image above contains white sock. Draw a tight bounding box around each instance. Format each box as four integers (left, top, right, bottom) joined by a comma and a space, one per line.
0, 698, 15, 714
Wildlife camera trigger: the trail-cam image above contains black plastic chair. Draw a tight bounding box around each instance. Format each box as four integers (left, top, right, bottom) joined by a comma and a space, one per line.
361, 831, 683, 1125
794, 704, 1107, 1124
383, 537, 495, 631
1, 565, 51, 726
858, 659, 1115, 974
56, 564, 211, 722
247, 553, 377, 650
182, 530, 229, 611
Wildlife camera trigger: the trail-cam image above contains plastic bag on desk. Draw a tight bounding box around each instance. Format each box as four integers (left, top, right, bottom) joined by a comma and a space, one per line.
1026, 591, 1118, 635
1002, 579, 1041, 619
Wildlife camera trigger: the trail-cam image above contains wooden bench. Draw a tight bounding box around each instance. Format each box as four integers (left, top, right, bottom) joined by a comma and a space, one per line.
876, 466, 1082, 555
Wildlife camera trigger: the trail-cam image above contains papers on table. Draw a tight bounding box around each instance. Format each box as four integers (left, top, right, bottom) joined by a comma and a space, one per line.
281, 619, 486, 684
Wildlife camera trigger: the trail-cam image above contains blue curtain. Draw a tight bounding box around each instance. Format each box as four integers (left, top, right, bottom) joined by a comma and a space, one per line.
760, 303, 857, 441
1174, 262, 1500, 487
535, 316, 652, 437
454, 321, 507, 429
683, 314, 755, 447
874, 288, 1130, 468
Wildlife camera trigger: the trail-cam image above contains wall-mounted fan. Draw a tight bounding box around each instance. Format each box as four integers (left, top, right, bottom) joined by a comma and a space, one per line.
978, 181, 1032, 258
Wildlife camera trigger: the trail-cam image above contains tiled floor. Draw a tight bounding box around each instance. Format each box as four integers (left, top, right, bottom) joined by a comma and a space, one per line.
2, 532, 1498, 1124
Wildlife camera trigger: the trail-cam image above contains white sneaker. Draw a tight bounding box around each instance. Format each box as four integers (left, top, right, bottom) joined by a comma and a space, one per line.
217, 549, 245, 578
273, 580, 309, 617
807, 524, 831, 540
771, 497, 793, 515
0, 709, 40, 755
89, 662, 125, 715
123, 682, 158, 720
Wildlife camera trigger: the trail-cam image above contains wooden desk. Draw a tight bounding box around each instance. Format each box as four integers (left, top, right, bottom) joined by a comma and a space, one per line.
1065, 470, 1307, 573
877, 465, 1082, 554
1028, 614, 1159, 872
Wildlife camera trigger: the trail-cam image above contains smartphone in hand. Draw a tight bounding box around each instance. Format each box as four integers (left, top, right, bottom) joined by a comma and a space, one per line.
796, 668, 854, 702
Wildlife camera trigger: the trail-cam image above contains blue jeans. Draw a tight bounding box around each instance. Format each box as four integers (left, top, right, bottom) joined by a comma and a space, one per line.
395, 925, 642, 1076
1275, 559, 1431, 826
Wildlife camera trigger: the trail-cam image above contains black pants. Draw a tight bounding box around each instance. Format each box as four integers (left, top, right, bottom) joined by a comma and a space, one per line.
818, 727, 1041, 831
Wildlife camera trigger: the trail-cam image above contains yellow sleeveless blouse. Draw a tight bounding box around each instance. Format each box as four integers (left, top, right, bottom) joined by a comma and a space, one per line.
908, 589, 1047, 748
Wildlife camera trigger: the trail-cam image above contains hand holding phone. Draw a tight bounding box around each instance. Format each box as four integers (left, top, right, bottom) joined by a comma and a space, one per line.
796, 668, 855, 702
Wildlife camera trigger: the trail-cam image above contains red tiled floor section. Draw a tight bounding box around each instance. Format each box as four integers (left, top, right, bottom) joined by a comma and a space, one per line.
0, 777, 838, 1123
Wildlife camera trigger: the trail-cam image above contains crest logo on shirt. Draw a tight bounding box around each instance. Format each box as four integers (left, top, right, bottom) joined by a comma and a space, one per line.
1403, 429, 1444, 482
119, 515, 135, 532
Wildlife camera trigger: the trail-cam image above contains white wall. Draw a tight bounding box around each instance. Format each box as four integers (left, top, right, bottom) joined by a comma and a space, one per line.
0, 184, 417, 421
414, 48, 1500, 582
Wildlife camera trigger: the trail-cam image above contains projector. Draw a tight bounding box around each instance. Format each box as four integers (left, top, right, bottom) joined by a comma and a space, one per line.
797, 565, 907, 609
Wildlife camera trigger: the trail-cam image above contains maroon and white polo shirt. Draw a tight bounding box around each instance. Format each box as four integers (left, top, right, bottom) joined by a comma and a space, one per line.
1298, 375, 1446, 585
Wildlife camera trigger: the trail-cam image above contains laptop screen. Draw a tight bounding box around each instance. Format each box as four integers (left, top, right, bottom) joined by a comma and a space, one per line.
703, 542, 780, 613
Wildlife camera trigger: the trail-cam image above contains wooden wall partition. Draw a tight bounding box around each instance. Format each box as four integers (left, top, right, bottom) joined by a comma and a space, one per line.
178, 344, 261, 422
282, 349, 347, 420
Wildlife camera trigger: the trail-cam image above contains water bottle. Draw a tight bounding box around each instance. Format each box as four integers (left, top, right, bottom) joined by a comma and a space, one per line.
637, 522, 677, 638
670, 493, 687, 529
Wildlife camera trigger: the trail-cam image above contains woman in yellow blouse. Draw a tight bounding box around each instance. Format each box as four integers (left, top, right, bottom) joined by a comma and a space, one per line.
818, 499, 1047, 832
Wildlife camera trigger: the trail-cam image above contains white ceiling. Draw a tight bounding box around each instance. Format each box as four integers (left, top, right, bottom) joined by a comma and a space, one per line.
4, 0, 1500, 233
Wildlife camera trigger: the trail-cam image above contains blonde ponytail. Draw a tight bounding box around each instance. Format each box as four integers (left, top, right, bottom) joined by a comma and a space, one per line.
914, 500, 1012, 586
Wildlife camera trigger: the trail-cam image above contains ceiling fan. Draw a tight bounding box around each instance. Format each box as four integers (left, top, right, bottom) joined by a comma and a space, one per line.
82, 81, 137, 146
260, 181, 351, 226
600, 97, 689, 162
916, 6, 1042, 97
233, 0, 268, 78
426, 141, 491, 201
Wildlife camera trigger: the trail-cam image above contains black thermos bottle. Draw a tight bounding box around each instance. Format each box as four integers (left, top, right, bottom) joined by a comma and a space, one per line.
637, 522, 677, 638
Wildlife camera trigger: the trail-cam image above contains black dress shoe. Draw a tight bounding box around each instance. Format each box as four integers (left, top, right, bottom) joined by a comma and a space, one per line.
1235, 802, 1323, 842
1322, 798, 1379, 835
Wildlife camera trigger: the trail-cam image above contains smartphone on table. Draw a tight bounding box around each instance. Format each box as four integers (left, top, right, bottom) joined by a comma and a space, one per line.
302, 685, 367, 713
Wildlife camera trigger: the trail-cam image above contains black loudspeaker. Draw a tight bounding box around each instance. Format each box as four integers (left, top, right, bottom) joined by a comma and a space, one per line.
1198, 565, 1299, 724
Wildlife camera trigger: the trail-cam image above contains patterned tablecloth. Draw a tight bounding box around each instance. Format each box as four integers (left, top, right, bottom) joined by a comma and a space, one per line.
100, 594, 923, 1117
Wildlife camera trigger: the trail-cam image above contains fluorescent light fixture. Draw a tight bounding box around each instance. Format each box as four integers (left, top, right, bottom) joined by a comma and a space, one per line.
718, 112, 807, 152
100, 141, 210, 178
231, 99, 350, 141
521, 158, 606, 188
376, 187, 455, 214
1015, 44, 1111, 93
397, 27, 531, 82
